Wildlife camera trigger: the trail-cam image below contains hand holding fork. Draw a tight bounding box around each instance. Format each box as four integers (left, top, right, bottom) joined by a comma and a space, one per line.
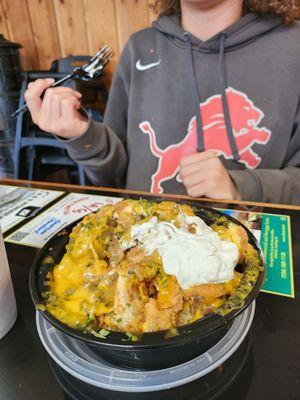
12, 45, 112, 118
12, 45, 112, 139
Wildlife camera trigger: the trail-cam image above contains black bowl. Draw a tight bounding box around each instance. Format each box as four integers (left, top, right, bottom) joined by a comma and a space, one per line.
29, 202, 265, 370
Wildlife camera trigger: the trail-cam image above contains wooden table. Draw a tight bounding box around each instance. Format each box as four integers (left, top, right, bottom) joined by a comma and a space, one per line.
0, 179, 299, 400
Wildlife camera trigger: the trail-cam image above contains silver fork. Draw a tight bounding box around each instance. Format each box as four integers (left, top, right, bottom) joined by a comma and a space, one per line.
12, 45, 112, 118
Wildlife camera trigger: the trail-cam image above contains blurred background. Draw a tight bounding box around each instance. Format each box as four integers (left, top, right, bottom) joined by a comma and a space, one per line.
0, 0, 155, 183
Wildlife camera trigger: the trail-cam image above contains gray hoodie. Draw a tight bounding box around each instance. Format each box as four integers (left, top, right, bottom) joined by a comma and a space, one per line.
64, 12, 300, 204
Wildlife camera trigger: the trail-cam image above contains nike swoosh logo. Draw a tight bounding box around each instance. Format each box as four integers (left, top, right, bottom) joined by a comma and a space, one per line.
136, 59, 161, 71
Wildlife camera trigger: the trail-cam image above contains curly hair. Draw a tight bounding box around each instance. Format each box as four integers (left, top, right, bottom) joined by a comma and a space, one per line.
150, 0, 300, 24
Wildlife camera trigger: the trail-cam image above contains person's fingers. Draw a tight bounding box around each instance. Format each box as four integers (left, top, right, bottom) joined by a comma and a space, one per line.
41, 88, 82, 129
25, 82, 81, 123
180, 155, 221, 179
37, 90, 59, 132
180, 150, 218, 167
38, 89, 80, 131
24, 78, 54, 122
44, 86, 82, 99
26, 78, 54, 97
50, 91, 62, 121
182, 170, 206, 189
180, 161, 203, 179
186, 181, 209, 198
59, 96, 81, 129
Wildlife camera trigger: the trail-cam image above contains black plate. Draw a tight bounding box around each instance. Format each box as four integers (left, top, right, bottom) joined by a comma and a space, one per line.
30, 201, 265, 370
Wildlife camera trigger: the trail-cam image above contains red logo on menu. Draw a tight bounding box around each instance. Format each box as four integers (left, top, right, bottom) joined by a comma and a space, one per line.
63, 197, 111, 215
140, 87, 271, 194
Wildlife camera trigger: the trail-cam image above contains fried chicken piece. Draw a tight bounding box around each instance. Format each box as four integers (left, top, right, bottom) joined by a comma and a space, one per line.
126, 246, 146, 265
183, 283, 227, 300
157, 278, 182, 309
113, 275, 144, 332
126, 247, 160, 281
144, 298, 183, 332
107, 236, 124, 265
183, 271, 242, 301
114, 200, 137, 229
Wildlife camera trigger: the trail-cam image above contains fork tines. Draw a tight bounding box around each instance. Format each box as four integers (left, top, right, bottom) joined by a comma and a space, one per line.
91, 45, 112, 63
101, 50, 113, 66
81, 45, 113, 78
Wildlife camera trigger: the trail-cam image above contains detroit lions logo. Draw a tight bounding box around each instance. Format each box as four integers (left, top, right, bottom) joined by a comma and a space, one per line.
139, 87, 272, 194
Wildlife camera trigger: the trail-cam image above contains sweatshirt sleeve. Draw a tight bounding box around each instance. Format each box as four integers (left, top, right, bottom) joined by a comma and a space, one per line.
229, 103, 300, 205
62, 41, 132, 188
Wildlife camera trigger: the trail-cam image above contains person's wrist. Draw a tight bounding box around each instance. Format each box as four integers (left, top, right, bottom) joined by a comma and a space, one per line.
72, 118, 89, 138
55, 117, 89, 140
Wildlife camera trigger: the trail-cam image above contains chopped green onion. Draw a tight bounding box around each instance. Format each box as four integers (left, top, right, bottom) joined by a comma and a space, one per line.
106, 311, 114, 317
125, 332, 139, 341
91, 329, 110, 339
86, 313, 95, 323
35, 304, 46, 311
99, 329, 110, 336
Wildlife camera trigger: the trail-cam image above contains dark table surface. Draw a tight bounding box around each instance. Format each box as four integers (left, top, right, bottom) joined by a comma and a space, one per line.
0, 181, 299, 400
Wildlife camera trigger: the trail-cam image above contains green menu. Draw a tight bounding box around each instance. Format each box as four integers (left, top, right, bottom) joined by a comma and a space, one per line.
221, 209, 294, 298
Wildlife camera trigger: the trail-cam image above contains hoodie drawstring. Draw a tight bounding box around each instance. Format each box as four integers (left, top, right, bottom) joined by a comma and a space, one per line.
184, 32, 204, 152
219, 34, 240, 160
184, 32, 240, 161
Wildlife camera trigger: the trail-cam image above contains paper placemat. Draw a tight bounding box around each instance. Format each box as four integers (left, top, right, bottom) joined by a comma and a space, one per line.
0, 185, 64, 233
5, 192, 122, 249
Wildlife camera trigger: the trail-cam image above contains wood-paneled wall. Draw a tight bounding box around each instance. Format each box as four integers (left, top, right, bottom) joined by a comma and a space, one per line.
0, 0, 156, 85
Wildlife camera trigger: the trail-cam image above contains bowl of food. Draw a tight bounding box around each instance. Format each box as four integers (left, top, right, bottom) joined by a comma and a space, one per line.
30, 199, 264, 370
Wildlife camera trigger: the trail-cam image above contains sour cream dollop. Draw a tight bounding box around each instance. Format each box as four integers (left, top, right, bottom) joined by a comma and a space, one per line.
121, 215, 239, 290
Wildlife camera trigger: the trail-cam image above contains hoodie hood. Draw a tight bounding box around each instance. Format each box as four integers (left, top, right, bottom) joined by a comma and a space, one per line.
152, 12, 282, 52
